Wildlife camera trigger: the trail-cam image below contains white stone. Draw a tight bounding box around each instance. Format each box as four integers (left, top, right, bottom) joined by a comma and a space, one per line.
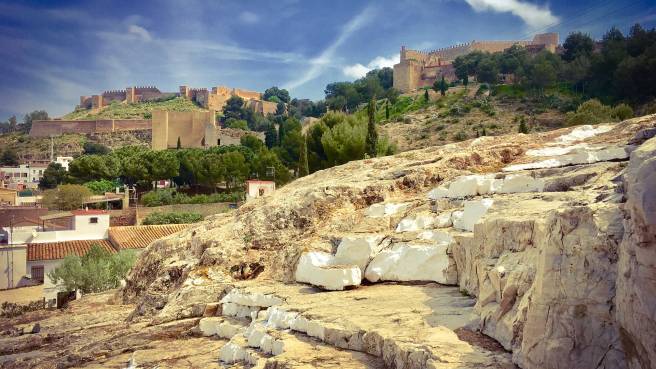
365, 202, 410, 217
217, 321, 242, 339
417, 230, 454, 245
198, 317, 222, 336
428, 186, 449, 200
221, 288, 283, 307
295, 251, 362, 290
306, 320, 326, 340
219, 342, 246, 364
451, 211, 465, 230
555, 124, 612, 144
503, 145, 628, 172
334, 235, 387, 272
395, 214, 435, 233
447, 175, 486, 198
364, 243, 451, 284
290, 315, 309, 333
454, 199, 494, 232
527, 143, 588, 157
435, 212, 453, 228
222, 302, 260, 319
266, 307, 299, 330
498, 174, 545, 193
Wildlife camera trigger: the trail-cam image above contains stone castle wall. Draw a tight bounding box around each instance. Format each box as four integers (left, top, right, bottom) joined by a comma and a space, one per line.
151, 110, 218, 150
393, 33, 559, 92
30, 119, 151, 137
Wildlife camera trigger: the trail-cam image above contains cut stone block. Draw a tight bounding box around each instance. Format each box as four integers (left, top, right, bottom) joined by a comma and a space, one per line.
365, 202, 411, 218
395, 214, 436, 233
222, 302, 260, 319
454, 199, 494, 232
198, 317, 223, 336
364, 243, 452, 284
428, 186, 449, 200
498, 174, 545, 193
555, 124, 612, 144
417, 230, 454, 245
451, 210, 464, 230
435, 212, 453, 228
266, 307, 299, 330
428, 175, 501, 199
295, 251, 362, 290
221, 288, 283, 308
217, 321, 243, 339
334, 235, 387, 272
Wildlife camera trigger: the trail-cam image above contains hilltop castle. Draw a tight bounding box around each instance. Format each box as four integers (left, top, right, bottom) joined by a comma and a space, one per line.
79, 85, 278, 115
393, 33, 559, 92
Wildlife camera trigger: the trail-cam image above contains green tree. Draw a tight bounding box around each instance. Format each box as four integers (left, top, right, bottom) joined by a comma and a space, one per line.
83, 142, 110, 155
176, 136, 181, 149
251, 149, 292, 185
240, 135, 265, 153
22, 110, 48, 133
365, 98, 378, 157
562, 32, 595, 62
48, 244, 137, 293
518, 118, 529, 134
222, 96, 246, 121
39, 162, 67, 190
477, 58, 499, 84
0, 148, 19, 166
298, 134, 309, 177
276, 102, 286, 116
433, 76, 448, 96
424, 89, 429, 102
227, 119, 249, 130
222, 151, 249, 190
385, 100, 390, 120
41, 184, 92, 210
85, 179, 120, 194
143, 150, 179, 184
264, 123, 278, 148
263, 87, 291, 104
68, 155, 120, 183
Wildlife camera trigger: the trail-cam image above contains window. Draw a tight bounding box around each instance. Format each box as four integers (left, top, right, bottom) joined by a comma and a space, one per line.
31, 266, 44, 283
89, 217, 98, 224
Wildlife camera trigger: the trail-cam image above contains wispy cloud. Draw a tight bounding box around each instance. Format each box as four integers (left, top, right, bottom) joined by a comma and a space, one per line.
343, 53, 399, 79
284, 5, 376, 89
238, 11, 260, 24
464, 0, 559, 29
127, 24, 152, 41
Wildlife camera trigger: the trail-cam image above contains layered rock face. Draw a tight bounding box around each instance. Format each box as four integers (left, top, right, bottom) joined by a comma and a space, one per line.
118, 116, 655, 369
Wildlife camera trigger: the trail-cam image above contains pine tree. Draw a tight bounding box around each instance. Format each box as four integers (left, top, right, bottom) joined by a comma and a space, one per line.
440, 76, 447, 96
424, 89, 429, 102
385, 100, 390, 120
518, 119, 529, 134
298, 134, 309, 177
176, 136, 181, 149
365, 97, 378, 158
463, 75, 469, 87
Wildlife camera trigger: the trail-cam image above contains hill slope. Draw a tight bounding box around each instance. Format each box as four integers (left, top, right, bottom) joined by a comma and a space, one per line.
62, 96, 206, 120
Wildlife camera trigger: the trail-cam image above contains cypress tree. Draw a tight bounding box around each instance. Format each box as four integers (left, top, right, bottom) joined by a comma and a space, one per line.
385, 100, 390, 120
176, 136, 181, 149
298, 134, 309, 177
518, 119, 528, 134
424, 89, 429, 102
365, 97, 378, 158
440, 76, 447, 96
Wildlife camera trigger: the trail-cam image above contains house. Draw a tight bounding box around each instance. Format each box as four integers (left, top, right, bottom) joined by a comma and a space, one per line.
246, 180, 276, 200
26, 239, 116, 300
0, 164, 47, 190
108, 224, 190, 251
55, 156, 74, 171
0, 188, 18, 206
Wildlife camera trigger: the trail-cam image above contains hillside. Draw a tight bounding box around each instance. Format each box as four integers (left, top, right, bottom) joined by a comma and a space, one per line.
62, 96, 206, 120
374, 84, 570, 152
2, 113, 654, 369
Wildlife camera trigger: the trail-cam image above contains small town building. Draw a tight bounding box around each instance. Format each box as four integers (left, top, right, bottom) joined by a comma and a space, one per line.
55, 156, 74, 171
0, 164, 47, 190
0, 188, 18, 206
246, 180, 276, 200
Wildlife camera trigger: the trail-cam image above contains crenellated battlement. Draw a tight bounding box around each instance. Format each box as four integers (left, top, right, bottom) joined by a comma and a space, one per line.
394, 32, 559, 92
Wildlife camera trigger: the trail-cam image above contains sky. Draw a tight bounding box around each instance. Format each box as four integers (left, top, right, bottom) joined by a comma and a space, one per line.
0, 0, 654, 119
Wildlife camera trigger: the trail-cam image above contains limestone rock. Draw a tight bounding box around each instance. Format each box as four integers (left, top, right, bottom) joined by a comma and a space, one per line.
364, 242, 454, 284
294, 251, 362, 290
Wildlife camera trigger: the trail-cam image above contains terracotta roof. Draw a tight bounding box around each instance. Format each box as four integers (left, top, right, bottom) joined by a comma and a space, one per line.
27, 239, 116, 261
108, 224, 190, 250
70, 209, 109, 215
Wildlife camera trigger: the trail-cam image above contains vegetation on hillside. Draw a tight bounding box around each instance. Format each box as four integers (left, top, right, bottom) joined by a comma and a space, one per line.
142, 211, 204, 225
63, 96, 205, 120
140, 188, 242, 207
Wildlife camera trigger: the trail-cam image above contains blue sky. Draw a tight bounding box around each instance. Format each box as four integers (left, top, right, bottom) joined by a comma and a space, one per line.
1, 0, 654, 119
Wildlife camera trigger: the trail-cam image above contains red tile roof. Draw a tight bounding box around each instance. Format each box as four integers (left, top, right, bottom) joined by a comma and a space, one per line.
70, 209, 109, 215
108, 224, 190, 250
27, 239, 116, 261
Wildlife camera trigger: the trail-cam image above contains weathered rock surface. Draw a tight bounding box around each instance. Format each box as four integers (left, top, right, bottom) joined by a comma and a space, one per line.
2, 115, 655, 369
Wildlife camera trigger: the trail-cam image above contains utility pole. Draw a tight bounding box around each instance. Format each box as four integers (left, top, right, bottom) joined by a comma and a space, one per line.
50, 135, 54, 162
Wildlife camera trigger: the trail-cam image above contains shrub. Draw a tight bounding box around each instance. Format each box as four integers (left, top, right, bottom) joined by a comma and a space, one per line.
41, 184, 92, 210
453, 131, 468, 141
611, 104, 634, 121
48, 244, 137, 293
141, 189, 242, 206
566, 99, 616, 126
142, 211, 204, 225
85, 179, 121, 195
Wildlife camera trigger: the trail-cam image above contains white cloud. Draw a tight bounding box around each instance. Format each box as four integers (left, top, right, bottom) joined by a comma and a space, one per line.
342, 53, 399, 79
464, 0, 559, 29
284, 5, 375, 89
239, 11, 260, 24
127, 24, 152, 41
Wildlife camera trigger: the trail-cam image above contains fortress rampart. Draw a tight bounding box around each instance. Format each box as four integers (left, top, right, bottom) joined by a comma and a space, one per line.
29, 119, 151, 137
393, 33, 559, 92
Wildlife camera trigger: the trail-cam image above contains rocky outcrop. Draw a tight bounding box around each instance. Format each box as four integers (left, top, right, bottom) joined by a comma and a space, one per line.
115, 115, 655, 369
616, 136, 656, 369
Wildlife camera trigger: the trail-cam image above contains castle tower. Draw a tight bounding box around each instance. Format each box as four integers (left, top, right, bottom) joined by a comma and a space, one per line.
179, 85, 190, 99
125, 87, 136, 104
91, 95, 103, 109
